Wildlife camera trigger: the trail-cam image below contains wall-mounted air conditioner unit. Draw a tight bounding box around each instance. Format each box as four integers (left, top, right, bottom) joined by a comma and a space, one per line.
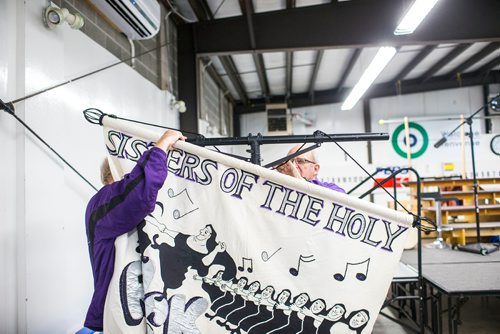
88, 0, 161, 40
267, 103, 292, 135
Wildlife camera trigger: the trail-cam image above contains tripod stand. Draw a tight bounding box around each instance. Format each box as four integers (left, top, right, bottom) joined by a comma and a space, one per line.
434, 95, 500, 255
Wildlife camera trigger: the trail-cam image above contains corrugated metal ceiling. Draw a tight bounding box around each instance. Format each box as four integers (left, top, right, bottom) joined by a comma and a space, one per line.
166, 0, 500, 109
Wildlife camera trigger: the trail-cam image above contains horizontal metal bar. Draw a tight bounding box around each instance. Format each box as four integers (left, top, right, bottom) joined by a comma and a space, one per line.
235, 70, 500, 114
187, 132, 389, 147
191, 0, 500, 55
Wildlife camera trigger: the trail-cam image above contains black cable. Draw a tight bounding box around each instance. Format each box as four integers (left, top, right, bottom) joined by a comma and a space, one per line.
213, 0, 227, 17
315, 130, 437, 235
1, 101, 98, 191
8, 41, 172, 106
1, 40, 186, 193
418, 216, 437, 233
272, 142, 308, 170
316, 130, 412, 215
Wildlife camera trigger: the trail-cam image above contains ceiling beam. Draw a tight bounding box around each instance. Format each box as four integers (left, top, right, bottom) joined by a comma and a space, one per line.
286, 51, 293, 100
234, 70, 500, 114
201, 57, 234, 104
254, 54, 270, 100
241, 0, 256, 46
188, 0, 213, 21
309, 50, 324, 99
191, 0, 500, 55
335, 48, 361, 94
419, 44, 472, 82
188, 0, 241, 104
393, 45, 436, 82
178, 25, 198, 133
284, 0, 295, 101
476, 55, 500, 74
447, 42, 500, 77
219, 55, 248, 105
240, 0, 269, 100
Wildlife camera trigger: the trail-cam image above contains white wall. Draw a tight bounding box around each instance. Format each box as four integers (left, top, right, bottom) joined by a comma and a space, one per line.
239, 86, 500, 202
0, 1, 179, 333
0, 1, 22, 333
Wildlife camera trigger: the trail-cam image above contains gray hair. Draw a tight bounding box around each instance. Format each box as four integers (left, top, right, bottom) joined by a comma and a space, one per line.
100, 157, 114, 185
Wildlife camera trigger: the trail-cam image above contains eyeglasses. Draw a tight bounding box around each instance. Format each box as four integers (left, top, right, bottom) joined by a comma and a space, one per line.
292, 158, 316, 165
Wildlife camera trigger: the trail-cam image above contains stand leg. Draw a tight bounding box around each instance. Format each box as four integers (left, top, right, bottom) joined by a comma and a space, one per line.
426, 202, 448, 249
454, 120, 499, 255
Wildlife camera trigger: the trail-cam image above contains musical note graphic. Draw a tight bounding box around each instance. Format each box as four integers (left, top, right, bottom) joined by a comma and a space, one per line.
238, 257, 253, 273
167, 188, 199, 219
261, 247, 282, 262
173, 207, 199, 219
167, 188, 194, 203
289, 254, 315, 276
334, 258, 371, 282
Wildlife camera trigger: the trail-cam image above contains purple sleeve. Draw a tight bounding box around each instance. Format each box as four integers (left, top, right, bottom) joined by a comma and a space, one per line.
311, 179, 346, 193
90, 147, 168, 239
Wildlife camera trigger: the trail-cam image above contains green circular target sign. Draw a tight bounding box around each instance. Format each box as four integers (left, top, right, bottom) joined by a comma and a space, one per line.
391, 122, 429, 159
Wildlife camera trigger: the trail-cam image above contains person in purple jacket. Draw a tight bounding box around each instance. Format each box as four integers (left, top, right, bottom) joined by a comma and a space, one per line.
81, 130, 185, 333
275, 144, 345, 193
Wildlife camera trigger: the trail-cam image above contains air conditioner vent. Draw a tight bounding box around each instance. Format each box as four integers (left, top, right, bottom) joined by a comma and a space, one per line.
266, 103, 291, 135
89, 0, 160, 40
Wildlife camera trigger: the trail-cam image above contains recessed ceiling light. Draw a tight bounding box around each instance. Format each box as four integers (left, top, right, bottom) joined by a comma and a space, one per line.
394, 0, 440, 35
341, 47, 397, 111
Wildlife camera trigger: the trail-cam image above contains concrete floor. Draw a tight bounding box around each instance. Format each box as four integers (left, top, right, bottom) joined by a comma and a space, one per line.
373, 295, 500, 333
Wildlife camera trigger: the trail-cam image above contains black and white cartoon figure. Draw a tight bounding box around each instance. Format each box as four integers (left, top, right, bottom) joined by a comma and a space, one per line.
136, 202, 165, 260
317, 303, 347, 333
236, 285, 276, 333
247, 289, 292, 334
136, 203, 169, 293
347, 309, 370, 333
150, 223, 236, 294
270, 292, 310, 333
213, 277, 249, 322
194, 270, 230, 305
299, 298, 326, 333
223, 281, 262, 328
206, 277, 247, 320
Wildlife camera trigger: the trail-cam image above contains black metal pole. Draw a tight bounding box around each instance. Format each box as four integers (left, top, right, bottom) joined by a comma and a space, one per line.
347, 169, 379, 194
415, 170, 424, 334
455, 118, 499, 255
393, 175, 398, 210
249, 137, 262, 165
356, 167, 425, 333
188, 132, 389, 146
468, 120, 481, 243
189, 132, 389, 165
434, 95, 499, 255
434, 94, 499, 148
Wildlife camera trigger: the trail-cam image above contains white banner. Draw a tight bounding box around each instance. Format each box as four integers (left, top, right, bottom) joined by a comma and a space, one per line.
101, 117, 414, 334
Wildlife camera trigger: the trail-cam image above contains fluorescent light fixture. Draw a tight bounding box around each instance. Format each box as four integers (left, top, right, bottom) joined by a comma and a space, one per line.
394, 0, 440, 35
341, 47, 397, 111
